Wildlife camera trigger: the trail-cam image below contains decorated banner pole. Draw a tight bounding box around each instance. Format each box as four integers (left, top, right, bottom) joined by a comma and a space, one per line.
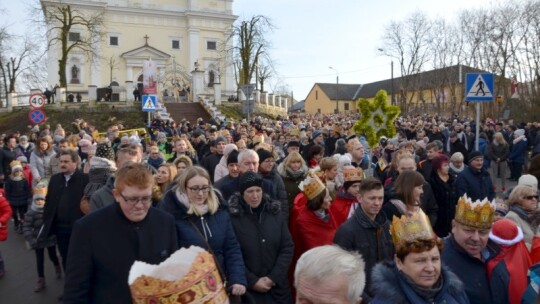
352, 90, 400, 176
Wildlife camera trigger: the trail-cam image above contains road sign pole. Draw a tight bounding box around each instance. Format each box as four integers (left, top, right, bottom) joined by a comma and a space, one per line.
475, 102, 480, 151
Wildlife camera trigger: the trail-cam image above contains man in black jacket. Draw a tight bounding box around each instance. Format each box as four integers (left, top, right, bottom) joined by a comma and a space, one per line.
41, 150, 89, 271
63, 163, 178, 303
0, 134, 21, 182
334, 178, 394, 302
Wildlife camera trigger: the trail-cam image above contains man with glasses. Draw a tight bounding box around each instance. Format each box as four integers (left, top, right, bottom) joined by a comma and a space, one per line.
64, 163, 178, 303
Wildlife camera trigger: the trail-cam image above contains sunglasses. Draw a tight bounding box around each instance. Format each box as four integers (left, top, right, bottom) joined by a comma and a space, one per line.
524, 195, 539, 200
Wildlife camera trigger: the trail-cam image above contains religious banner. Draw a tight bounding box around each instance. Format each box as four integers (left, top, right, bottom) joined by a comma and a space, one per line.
143, 59, 157, 95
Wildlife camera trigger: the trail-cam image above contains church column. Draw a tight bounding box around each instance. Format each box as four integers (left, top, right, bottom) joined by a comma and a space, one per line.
127, 66, 133, 82
188, 28, 200, 72
46, 24, 59, 87
223, 30, 235, 95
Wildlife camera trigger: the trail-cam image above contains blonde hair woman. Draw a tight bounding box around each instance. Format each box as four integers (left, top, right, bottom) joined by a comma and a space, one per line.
153, 163, 177, 203
506, 185, 539, 248
158, 166, 247, 296
277, 151, 308, 209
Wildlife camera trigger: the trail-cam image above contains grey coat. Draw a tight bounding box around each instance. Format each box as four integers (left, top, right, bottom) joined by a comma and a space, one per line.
30, 149, 56, 186
89, 175, 115, 213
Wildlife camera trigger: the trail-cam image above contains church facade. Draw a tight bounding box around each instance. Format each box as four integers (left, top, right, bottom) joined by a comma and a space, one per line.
41, 0, 237, 100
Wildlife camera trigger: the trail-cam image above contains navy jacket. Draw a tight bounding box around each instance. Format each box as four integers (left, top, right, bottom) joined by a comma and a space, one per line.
158, 189, 247, 287
371, 261, 469, 304
442, 236, 508, 304
455, 166, 494, 201
508, 139, 527, 164
63, 204, 178, 304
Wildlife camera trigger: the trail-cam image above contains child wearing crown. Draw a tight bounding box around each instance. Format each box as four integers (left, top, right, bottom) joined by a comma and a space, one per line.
370, 210, 469, 303
22, 184, 61, 292
329, 166, 364, 227
4, 160, 31, 234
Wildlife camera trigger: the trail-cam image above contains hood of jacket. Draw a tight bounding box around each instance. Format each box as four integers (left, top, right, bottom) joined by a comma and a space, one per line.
228, 192, 281, 216
371, 261, 465, 303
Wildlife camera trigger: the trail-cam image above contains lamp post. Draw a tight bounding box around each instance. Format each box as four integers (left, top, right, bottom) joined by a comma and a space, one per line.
378, 49, 395, 106
329, 66, 339, 114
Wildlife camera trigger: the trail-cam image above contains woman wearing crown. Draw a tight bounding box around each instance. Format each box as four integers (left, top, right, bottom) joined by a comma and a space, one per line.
370, 210, 469, 304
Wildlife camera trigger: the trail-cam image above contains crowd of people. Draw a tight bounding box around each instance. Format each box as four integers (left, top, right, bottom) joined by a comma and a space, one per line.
0, 112, 539, 303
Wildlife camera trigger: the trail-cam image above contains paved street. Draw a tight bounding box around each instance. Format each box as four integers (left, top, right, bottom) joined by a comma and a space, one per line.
0, 224, 63, 304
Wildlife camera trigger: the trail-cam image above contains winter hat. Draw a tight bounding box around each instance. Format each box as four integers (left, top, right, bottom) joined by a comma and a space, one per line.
494, 198, 509, 217
19, 135, 28, 141
213, 136, 226, 146
514, 129, 525, 137
79, 139, 93, 154
519, 174, 538, 189
239, 171, 263, 194
468, 151, 484, 164
16, 156, 28, 164
287, 140, 301, 148
95, 142, 115, 161
257, 149, 274, 164
33, 185, 47, 200
312, 130, 322, 141
10, 160, 23, 172
489, 219, 523, 246
227, 150, 239, 165
90, 156, 117, 171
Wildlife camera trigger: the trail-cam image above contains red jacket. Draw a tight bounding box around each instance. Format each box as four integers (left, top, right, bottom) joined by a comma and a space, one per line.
0, 189, 12, 241
329, 190, 358, 228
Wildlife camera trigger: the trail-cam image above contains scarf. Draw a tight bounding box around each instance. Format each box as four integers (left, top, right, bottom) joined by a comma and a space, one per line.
286, 167, 306, 180
449, 162, 464, 173
401, 270, 444, 301
313, 209, 329, 222
175, 188, 209, 215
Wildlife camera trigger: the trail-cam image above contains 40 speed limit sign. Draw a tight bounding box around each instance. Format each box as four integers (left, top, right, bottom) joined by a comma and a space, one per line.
29, 93, 46, 109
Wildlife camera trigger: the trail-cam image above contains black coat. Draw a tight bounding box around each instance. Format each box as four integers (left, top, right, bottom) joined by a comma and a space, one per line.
429, 173, 456, 237
333, 206, 394, 300
0, 146, 21, 177
41, 170, 89, 239
383, 180, 438, 227
63, 204, 178, 304
228, 193, 294, 304
4, 177, 31, 206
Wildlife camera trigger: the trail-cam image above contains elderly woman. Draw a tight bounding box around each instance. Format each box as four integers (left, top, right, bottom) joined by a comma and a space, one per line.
277, 151, 309, 209
505, 185, 539, 248
371, 211, 469, 303
29, 136, 56, 187
158, 166, 247, 296
228, 171, 294, 303
449, 152, 466, 178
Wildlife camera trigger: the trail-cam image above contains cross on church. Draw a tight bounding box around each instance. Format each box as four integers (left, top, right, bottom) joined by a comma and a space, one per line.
144, 34, 149, 45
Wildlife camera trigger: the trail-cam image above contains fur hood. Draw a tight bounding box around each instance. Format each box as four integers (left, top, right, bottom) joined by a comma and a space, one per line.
228, 192, 281, 216
371, 261, 465, 304
276, 161, 308, 179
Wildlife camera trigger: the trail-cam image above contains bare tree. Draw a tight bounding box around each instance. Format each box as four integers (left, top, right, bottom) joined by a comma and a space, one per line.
257, 64, 272, 93
380, 11, 432, 112
228, 15, 274, 87
41, 4, 105, 87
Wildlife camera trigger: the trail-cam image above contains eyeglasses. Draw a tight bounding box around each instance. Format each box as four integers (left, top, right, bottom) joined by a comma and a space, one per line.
187, 186, 211, 194
524, 195, 539, 200
119, 193, 152, 206
262, 159, 275, 164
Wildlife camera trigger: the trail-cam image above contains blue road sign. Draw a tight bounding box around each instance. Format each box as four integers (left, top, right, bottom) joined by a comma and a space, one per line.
465, 73, 494, 102
142, 95, 157, 112
28, 109, 46, 124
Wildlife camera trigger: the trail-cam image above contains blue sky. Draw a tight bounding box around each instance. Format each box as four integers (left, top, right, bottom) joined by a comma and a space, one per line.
4, 0, 494, 99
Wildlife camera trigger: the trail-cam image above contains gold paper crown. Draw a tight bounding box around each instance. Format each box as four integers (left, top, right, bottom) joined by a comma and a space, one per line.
390, 210, 435, 249
33, 187, 47, 197
455, 194, 495, 229
299, 173, 326, 200
343, 167, 363, 183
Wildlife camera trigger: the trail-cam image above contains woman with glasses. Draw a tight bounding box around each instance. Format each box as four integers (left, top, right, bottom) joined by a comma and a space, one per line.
506, 185, 539, 249
158, 166, 247, 297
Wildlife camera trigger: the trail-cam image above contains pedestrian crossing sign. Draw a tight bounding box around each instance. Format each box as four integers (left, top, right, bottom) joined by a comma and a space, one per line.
142, 95, 157, 112
465, 73, 494, 102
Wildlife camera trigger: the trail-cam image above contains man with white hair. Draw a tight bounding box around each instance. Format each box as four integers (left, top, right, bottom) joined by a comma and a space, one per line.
295, 245, 366, 304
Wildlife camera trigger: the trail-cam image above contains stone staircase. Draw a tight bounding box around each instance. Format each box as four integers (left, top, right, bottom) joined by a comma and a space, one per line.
165, 102, 212, 124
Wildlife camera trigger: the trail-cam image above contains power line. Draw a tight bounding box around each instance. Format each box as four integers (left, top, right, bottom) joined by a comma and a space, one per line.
279, 64, 387, 79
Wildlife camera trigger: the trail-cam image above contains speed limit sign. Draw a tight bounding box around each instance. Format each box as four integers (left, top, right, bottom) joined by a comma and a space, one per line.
29, 93, 46, 109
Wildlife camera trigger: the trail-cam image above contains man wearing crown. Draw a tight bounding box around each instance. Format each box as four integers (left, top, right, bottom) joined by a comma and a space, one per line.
441, 195, 509, 304
334, 178, 394, 302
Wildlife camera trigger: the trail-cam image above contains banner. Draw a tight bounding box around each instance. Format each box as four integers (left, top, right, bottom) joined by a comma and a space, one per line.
143, 59, 157, 95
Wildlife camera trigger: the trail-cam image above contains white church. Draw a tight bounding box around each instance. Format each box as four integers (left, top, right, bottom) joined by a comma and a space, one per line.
41, 0, 237, 102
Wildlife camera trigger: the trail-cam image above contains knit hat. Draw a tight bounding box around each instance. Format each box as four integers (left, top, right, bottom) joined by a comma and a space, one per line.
494, 198, 509, 217
514, 129, 525, 137
257, 149, 274, 164
489, 219, 523, 246
90, 156, 117, 171
312, 130, 322, 141
16, 156, 28, 164
19, 135, 28, 141
227, 150, 239, 165
79, 139, 93, 154
10, 160, 23, 172
468, 151, 483, 164
213, 136, 226, 146
96, 142, 115, 161
33, 185, 47, 200
192, 129, 204, 138
239, 171, 263, 194
519, 174, 538, 189
287, 140, 301, 148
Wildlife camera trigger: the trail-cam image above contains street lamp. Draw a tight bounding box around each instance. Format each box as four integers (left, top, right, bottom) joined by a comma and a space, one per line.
329, 66, 339, 114
378, 49, 395, 105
